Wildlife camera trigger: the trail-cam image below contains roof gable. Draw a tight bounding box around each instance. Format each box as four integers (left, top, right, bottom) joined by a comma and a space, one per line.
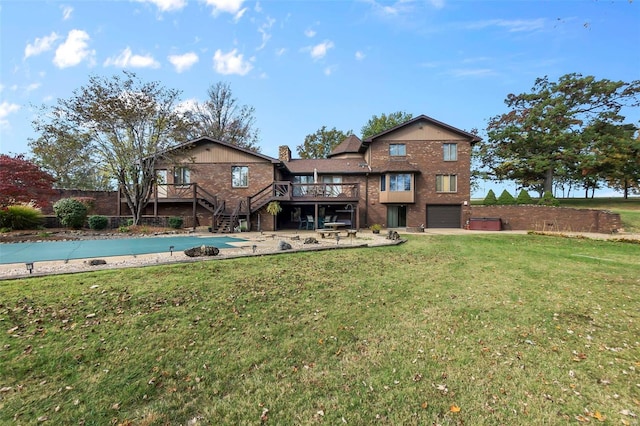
161, 136, 280, 163
364, 115, 481, 143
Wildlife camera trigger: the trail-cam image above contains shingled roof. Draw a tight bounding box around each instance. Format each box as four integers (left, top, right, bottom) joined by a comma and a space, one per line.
363, 114, 481, 144
328, 134, 365, 157
283, 158, 370, 174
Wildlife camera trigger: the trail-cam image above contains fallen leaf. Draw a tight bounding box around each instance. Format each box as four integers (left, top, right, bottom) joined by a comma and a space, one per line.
620, 409, 637, 417
574, 414, 590, 422
450, 404, 461, 413
421, 401, 428, 409
591, 411, 606, 421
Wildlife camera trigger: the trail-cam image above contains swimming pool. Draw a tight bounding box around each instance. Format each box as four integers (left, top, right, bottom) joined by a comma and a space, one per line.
0, 235, 246, 264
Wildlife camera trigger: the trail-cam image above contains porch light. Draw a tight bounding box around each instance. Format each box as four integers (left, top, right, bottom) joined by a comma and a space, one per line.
25, 262, 34, 274
169, 245, 175, 256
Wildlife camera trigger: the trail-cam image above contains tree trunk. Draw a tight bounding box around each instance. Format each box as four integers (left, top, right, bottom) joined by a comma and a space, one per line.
543, 168, 554, 195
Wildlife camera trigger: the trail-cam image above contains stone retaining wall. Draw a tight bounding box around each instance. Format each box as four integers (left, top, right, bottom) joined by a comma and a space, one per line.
470, 205, 621, 234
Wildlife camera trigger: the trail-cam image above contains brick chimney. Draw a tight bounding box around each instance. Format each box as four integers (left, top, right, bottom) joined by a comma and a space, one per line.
278, 145, 291, 162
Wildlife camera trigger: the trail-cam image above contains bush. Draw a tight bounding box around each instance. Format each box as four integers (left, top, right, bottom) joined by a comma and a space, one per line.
497, 190, 516, 205
516, 189, 533, 205
483, 189, 498, 205
538, 192, 560, 207
88, 215, 109, 230
168, 216, 184, 229
53, 198, 88, 229
2, 205, 44, 230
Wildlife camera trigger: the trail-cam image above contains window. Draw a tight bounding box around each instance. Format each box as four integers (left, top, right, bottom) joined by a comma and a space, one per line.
436, 174, 457, 192
443, 143, 457, 161
389, 174, 411, 191
389, 144, 406, 156
174, 167, 190, 185
293, 175, 314, 196
380, 175, 386, 191
232, 166, 248, 188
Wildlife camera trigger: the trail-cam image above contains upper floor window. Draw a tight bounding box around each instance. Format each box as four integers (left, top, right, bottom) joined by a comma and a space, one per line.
232, 166, 248, 188
389, 174, 411, 191
436, 174, 457, 192
380, 175, 386, 191
389, 144, 406, 156
443, 143, 457, 161
174, 167, 190, 186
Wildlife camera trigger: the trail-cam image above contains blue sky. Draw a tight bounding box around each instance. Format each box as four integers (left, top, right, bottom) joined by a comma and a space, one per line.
1, 0, 639, 197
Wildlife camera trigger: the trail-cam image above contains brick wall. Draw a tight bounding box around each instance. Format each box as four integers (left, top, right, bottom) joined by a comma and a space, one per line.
470, 205, 621, 234
42, 189, 119, 215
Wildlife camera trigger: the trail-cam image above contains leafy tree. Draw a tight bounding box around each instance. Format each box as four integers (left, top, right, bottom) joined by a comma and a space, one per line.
483, 189, 497, 205
185, 82, 260, 151
28, 123, 112, 190
480, 73, 640, 195
515, 189, 533, 205
296, 126, 353, 159
0, 154, 56, 208
589, 122, 640, 199
36, 71, 190, 225
497, 190, 516, 205
361, 111, 413, 140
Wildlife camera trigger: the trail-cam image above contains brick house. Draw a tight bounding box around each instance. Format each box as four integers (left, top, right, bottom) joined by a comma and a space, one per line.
127, 115, 480, 232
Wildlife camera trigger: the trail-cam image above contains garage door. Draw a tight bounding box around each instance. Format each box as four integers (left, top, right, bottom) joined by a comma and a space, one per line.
426, 205, 461, 228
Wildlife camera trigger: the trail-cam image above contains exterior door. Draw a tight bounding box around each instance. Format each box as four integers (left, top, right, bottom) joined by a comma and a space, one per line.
387, 205, 407, 228
426, 205, 461, 228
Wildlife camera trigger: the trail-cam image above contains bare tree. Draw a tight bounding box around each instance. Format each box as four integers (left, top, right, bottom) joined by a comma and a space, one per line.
186, 82, 260, 151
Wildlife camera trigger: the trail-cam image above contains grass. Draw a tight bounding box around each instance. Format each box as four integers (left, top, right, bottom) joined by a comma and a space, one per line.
1, 234, 639, 425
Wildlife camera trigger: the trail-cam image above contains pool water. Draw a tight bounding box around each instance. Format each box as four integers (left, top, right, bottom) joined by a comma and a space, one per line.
0, 235, 246, 264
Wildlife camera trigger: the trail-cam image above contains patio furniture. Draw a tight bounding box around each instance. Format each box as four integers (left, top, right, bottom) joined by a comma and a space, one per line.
305, 215, 315, 230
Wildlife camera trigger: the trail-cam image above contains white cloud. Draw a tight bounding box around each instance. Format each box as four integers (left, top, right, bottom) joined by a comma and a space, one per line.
429, 0, 445, 9
275, 47, 286, 56
324, 65, 337, 76
104, 47, 161, 68
61, 5, 73, 20
26, 83, 41, 92
467, 18, 546, 32
355, 50, 365, 61
257, 16, 275, 50
168, 52, 199, 72
136, 0, 187, 12
175, 97, 199, 115
0, 101, 21, 129
53, 30, 95, 68
213, 48, 252, 75
304, 28, 316, 38
24, 32, 60, 59
450, 68, 496, 78
204, 0, 247, 19
307, 40, 334, 60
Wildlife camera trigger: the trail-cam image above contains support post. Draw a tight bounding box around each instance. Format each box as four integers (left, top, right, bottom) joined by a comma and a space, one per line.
192, 183, 197, 230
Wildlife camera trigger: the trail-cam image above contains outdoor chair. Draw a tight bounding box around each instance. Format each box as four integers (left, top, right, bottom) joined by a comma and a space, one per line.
306, 215, 315, 230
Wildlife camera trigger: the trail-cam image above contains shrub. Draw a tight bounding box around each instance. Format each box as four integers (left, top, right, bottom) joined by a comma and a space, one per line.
497, 190, 516, 205
516, 189, 533, 205
2, 205, 44, 230
538, 192, 560, 207
483, 189, 498, 205
88, 215, 109, 230
53, 198, 88, 229
168, 216, 184, 229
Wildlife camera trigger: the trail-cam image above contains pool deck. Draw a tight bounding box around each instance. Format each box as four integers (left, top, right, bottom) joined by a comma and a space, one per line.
0, 230, 398, 279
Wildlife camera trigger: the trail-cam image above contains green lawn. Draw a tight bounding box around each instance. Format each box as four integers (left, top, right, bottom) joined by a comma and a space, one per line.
558, 198, 640, 233
1, 234, 639, 425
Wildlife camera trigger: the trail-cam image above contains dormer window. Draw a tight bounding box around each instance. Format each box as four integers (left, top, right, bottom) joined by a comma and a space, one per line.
389, 144, 406, 156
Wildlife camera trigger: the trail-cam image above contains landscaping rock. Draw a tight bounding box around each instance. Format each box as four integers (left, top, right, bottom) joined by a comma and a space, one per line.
85, 259, 107, 266
304, 237, 319, 244
184, 245, 220, 257
387, 230, 400, 240
277, 241, 292, 250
